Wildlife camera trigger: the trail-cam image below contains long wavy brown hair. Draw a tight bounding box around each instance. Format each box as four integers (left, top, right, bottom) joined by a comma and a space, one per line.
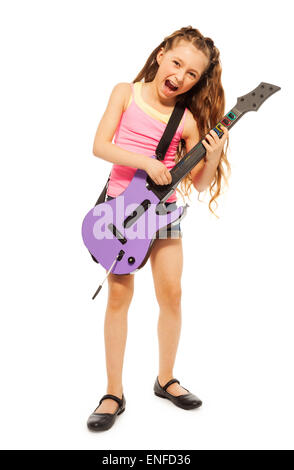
133, 26, 231, 218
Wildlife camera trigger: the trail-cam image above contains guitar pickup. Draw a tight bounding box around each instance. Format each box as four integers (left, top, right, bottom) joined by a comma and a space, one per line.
123, 199, 151, 228
108, 224, 127, 244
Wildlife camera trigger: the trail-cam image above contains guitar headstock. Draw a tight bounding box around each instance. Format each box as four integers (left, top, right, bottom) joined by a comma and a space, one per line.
236, 82, 281, 113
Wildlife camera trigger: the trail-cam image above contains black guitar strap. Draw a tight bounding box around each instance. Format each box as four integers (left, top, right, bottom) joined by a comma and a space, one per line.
94, 100, 186, 206
155, 101, 186, 161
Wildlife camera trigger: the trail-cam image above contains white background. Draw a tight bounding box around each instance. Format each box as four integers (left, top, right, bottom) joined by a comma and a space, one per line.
0, 0, 293, 451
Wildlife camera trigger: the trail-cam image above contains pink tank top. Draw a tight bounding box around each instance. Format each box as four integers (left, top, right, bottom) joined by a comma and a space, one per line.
106, 81, 188, 203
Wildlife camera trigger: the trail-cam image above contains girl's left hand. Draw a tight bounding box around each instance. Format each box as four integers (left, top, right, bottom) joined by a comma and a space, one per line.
202, 125, 229, 165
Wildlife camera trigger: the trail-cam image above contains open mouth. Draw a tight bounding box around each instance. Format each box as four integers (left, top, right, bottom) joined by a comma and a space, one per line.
165, 79, 178, 91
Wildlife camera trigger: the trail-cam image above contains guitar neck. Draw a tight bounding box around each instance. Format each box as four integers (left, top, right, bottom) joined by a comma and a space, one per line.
148, 106, 242, 203
147, 82, 280, 203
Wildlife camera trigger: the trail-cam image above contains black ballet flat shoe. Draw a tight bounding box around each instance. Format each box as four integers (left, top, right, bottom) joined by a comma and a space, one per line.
154, 377, 202, 410
87, 393, 126, 432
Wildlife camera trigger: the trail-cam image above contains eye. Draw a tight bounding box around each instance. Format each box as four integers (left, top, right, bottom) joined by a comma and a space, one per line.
173, 60, 196, 79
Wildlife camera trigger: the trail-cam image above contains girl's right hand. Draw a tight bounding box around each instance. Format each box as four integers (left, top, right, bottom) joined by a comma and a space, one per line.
144, 158, 172, 185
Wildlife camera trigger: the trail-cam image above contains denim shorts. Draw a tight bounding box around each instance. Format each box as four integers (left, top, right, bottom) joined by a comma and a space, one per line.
105, 195, 182, 239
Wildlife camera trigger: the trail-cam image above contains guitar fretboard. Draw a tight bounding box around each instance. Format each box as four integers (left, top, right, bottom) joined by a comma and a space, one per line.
147, 82, 280, 203
147, 107, 242, 202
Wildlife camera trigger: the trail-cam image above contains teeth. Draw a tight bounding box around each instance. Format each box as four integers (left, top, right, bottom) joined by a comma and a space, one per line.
166, 79, 178, 89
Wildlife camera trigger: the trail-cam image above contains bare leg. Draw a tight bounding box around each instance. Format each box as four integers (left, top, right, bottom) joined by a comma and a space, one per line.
94, 272, 134, 414
150, 238, 188, 396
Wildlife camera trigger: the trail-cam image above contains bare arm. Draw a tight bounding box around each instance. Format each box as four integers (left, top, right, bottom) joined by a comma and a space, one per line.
191, 159, 219, 192
93, 82, 149, 171
184, 110, 217, 192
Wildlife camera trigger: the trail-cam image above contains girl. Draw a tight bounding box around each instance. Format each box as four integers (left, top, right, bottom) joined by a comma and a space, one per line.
87, 26, 230, 432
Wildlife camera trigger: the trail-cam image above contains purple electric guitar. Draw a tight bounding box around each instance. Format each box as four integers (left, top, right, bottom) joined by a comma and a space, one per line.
82, 82, 280, 297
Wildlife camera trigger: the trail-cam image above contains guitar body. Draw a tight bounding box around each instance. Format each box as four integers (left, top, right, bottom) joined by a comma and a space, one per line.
82, 158, 188, 275
82, 82, 280, 280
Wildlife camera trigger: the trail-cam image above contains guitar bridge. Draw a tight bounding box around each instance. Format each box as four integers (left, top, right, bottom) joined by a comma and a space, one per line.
108, 224, 127, 244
